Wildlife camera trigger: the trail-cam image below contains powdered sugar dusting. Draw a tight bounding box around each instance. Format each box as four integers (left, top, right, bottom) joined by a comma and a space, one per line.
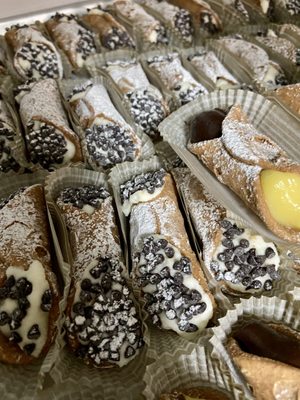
256, 33, 299, 65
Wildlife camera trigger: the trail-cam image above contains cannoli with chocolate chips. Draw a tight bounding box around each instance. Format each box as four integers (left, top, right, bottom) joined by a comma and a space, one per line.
45, 13, 96, 70
119, 168, 215, 337
15, 79, 82, 170
81, 6, 135, 51
172, 168, 281, 294
67, 80, 141, 168
188, 105, 300, 243
56, 183, 143, 367
5, 24, 63, 81
0, 185, 60, 364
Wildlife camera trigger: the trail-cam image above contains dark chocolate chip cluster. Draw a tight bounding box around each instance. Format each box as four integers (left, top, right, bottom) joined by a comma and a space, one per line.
26, 122, 68, 169
126, 88, 166, 138
0, 137, 20, 173
16, 43, 60, 79
286, 0, 300, 14
68, 81, 93, 101
76, 27, 96, 61
120, 169, 166, 204
69, 259, 143, 365
59, 185, 110, 209
0, 275, 51, 355
85, 123, 137, 167
174, 9, 193, 41
199, 11, 220, 34
175, 85, 205, 106
274, 72, 288, 87
102, 27, 135, 50
135, 236, 207, 333
210, 219, 280, 291
153, 25, 169, 45
0, 187, 26, 210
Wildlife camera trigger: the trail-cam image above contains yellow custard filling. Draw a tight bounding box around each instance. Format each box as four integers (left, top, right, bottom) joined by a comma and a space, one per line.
261, 170, 300, 230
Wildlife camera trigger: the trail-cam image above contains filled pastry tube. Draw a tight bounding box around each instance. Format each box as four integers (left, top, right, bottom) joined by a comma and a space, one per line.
113, 0, 169, 46
81, 7, 135, 50
268, 83, 300, 117
56, 182, 144, 367
172, 168, 281, 294
0, 185, 60, 364
15, 79, 82, 170
5, 24, 63, 81
45, 13, 97, 70
188, 105, 300, 243
119, 167, 215, 337
168, 0, 222, 34
67, 80, 142, 168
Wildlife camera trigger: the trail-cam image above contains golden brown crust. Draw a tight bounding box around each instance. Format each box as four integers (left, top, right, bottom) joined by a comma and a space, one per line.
272, 84, 300, 117
81, 11, 123, 36
160, 386, 231, 399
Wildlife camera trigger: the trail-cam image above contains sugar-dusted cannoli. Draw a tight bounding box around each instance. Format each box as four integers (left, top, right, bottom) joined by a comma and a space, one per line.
147, 53, 208, 106
168, 0, 222, 34
56, 183, 143, 367
113, 0, 169, 46
172, 168, 281, 294
216, 35, 288, 88
15, 79, 82, 170
119, 167, 215, 336
270, 83, 300, 117
188, 106, 300, 243
0, 185, 60, 364
45, 14, 96, 70
139, 0, 194, 43
227, 321, 300, 400
67, 80, 141, 168
0, 94, 21, 173
105, 60, 169, 139
187, 49, 239, 89
81, 6, 135, 51
5, 24, 63, 81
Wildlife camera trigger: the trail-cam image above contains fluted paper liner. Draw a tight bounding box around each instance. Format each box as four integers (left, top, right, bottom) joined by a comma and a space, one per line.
143, 344, 249, 400
0, 171, 67, 398
209, 295, 300, 398
159, 89, 300, 253
44, 166, 151, 400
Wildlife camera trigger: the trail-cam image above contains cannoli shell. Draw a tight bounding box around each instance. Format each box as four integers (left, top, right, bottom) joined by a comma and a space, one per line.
188, 105, 300, 243
81, 10, 125, 37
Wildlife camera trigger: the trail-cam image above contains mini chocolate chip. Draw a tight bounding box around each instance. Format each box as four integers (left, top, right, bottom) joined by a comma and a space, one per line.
12, 308, 26, 322
220, 220, 232, 229
183, 322, 198, 332
251, 280, 262, 290
9, 287, 19, 300
23, 343, 36, 355
157, 239, 168, 249
165, 247, 175, 258
28, 324, 41, 340
84, 306, 93, 319
251, 267, 262, 279
9, 331, 22, 343
41, 289, 52, 312
101, 274, 112, 292
210, 261, 219, 272
173, 260, 183, 271
234, 246, 245, 256
156, 254, 165, 265
239, 239, 249, 248
217, 253, 226, 262
234, 254, 247, 265
80, 290, 93, 303
255, 255, 266, 265
125, 345, 136, 358
190, 289, 202, 302
265, 247, 275, 258
5, 275, 15, 288
224, 249, 234, 261
173, 273, 183, 285
160, 267, 170, 277
73, 302, 85, 315
81, 279, 92, 291
264, 279, 273, 291
0, 286, 8, 299
242, 276, 252, 287
90, 283, 102, 293
222, 239, 234, 248
16, 278, 32, 296
18, 297, 30, 311
149, 273, 161, 285
0, 311, 11, 326
111, 290, 122, 301
225, 261, 234, 270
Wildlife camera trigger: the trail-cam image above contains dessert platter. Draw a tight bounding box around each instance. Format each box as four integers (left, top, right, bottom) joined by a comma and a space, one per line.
0, 0, 299, 399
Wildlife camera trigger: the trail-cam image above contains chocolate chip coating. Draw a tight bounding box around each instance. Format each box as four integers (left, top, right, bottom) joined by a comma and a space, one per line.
189, 109, 227, 144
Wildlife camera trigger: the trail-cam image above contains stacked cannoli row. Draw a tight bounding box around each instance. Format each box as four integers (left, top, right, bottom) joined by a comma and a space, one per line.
52, 174, 144, 367
112, 0, 169, 47
0, 184, 60, 364
5, 24, 63, 81
146, 53, 208, 106
81, 6, 135, 51
15, 79, 82, 171
45, 14, 97, 71
104, 59, 169, 139
188, 104, 300, 243
113, 161, 215, 337
66, 79, 142, 169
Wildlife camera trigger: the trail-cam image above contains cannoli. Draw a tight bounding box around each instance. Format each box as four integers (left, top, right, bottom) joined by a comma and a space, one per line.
81, 6, 135, 51
15, 79, 82, 170
67, 80, 141, 168
5, 24, 63, 81
147, 53, 208, 106
187, 49, 239, 90
0, 94, 21, 173
105, 60, 169, 139
45, 13, 96, 70
56, 184, 143, 367
113, 0, 169, 46
221, 0, 249, 21
172, 168, 281, 294
282, 0, 300, 15
119, 168, 215, 336
270, 83, 300, 117
216, 35, 288, 88
188, 106, 300, 243
160, 387, 231, 400
227, 321, 300, 400
139, 0, 194, 43
168, 0, 222, 34
244, 0, 275, 16
0, 184, 60, 364
255, 28, 300, 66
